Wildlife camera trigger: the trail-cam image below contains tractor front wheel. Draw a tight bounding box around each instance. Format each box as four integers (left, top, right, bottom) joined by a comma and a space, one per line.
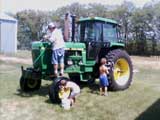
106, 49, 133, 91
20, 77, 41, 92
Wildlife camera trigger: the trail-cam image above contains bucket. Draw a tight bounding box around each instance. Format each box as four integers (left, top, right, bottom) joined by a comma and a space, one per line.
61, 98, 71, 110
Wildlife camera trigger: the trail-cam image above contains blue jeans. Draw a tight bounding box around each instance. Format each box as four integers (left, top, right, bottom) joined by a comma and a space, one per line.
52, 48, 65, 64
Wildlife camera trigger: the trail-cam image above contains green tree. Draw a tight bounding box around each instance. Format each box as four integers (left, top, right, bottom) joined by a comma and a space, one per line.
16, 10, 52, 49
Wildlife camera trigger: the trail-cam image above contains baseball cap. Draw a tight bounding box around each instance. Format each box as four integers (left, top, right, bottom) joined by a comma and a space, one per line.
48, 22, 56, 29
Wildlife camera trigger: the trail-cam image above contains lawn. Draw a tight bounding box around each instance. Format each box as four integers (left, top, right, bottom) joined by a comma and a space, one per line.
0, 54, 160, 120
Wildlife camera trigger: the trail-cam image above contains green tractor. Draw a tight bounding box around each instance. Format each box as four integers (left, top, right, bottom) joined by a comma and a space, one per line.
20, 16, 133, 103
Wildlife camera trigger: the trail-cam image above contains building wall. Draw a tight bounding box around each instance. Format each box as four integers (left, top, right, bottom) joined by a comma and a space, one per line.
0, 20, 17, 53
0, 21, 1, 52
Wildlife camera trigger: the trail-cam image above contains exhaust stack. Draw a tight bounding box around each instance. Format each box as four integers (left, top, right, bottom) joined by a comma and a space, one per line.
71, 15, 76, 42
64, 13, 76, 42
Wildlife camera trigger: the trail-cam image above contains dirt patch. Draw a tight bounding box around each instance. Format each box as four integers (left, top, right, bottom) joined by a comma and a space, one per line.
0, 55, 32, 65
0, 55, 160, 69
0, 64, 15, 71
131, 56, 160, 70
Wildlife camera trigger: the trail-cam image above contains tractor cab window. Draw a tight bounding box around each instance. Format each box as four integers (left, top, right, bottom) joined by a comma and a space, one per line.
79, 21, 102, 42
117, 26, 123, 42
103, 23, 118, 42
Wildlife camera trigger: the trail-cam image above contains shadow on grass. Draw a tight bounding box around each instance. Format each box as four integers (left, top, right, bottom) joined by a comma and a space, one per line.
14, 80, 100, 104
88, 83, 100, 94
15, 84, 50, 98
75, 81, 100, 95
44, 99, 53, 104
15, 84, 55, 105
135, 99, 160, 120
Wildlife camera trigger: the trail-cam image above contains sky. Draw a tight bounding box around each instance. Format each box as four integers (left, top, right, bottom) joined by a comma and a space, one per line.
0, 0, 155, 13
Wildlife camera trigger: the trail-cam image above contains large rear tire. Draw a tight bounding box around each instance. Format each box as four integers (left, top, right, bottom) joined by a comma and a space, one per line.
106, 49, 133, 91
49, 77, 70, 103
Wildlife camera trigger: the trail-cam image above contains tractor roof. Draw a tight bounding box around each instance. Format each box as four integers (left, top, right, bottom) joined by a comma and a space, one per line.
78, 17, 118, 24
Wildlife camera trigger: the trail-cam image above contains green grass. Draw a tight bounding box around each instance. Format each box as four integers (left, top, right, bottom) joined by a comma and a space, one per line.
0, 57, 160, 120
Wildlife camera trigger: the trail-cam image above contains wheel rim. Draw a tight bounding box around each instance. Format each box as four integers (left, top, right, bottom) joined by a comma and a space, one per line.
27, 79, 38, 88
113, 58, 130, 86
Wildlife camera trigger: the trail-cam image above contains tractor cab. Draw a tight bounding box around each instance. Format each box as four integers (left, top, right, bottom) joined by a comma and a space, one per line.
77, 17, 123, 60
64, 17, 125, 81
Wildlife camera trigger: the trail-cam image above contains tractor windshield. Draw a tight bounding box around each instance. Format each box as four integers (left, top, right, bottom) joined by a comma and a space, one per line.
78, 21, 102, 42
78, 21, 119, 42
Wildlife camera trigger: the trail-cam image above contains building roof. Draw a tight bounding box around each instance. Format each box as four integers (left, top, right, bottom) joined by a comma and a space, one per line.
0, 13, 17, 22
78, 17, 117, 24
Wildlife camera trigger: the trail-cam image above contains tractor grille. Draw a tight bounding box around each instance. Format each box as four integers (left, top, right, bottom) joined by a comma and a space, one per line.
64, 50, 82, 67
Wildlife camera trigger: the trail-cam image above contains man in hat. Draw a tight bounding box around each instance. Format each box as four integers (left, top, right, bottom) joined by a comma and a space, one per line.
44, 22, 65, 76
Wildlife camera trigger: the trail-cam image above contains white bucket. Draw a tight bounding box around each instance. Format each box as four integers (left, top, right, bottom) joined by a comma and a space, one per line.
61, 98, 71, 110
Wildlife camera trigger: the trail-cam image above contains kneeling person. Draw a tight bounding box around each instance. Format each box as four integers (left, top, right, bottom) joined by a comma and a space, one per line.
60, 80, 80, 104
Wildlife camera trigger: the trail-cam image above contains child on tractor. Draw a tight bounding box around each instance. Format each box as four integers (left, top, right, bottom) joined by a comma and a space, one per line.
99, 58, 109, 96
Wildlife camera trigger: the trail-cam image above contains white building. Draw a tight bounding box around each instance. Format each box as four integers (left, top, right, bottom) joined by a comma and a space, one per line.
0, 13, 17, 54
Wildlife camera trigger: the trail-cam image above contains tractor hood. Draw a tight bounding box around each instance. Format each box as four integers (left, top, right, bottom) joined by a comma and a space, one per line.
65, 42, 86, 50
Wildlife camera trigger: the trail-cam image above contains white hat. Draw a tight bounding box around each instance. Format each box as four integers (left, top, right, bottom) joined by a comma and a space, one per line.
48, 22, 56, 28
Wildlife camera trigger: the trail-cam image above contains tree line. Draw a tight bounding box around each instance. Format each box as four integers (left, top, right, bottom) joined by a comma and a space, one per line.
14, 1, 160, 56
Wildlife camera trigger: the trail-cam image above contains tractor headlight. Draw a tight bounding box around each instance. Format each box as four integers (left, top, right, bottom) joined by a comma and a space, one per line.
67, 59, 73, 65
